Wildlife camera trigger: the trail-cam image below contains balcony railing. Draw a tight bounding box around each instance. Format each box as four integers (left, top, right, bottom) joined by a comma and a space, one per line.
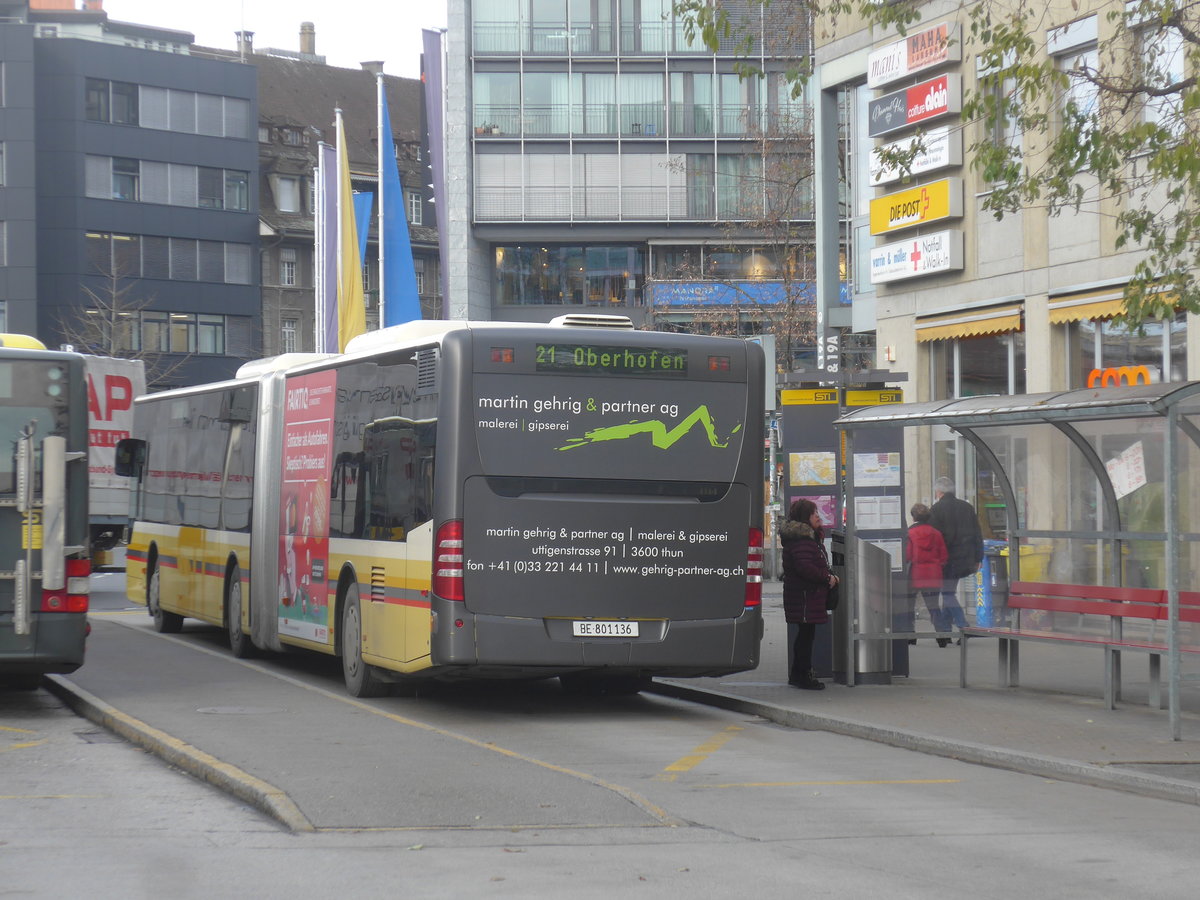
473, 103, 810, 140
473, 21, 707, 56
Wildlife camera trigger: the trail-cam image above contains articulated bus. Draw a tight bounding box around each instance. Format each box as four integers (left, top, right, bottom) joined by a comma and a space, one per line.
0, 336, 91, 688
117, 316, 765, 696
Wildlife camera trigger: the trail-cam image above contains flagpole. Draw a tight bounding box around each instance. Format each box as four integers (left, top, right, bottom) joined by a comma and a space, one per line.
377, 74, 387, 330
335, 107, 346, 349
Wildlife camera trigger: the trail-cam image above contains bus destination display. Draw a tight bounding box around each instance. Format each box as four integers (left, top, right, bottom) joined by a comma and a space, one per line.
535, 343, 688, 377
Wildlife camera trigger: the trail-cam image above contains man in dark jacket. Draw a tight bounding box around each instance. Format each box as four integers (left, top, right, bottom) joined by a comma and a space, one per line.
929, 476, 983, 646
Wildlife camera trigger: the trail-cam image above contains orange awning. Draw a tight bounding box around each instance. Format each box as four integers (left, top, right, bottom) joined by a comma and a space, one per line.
1048, 286, 1125, 324
915, 303, 1023, 342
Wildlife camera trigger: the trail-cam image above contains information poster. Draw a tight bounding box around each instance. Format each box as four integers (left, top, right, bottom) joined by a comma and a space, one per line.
854, 495, 903, 530
789, 451, 837, 486
1106, 441, 1147, 500
278, 370, 336, 643
853, 452, 902, 487
791, 494, 837, 527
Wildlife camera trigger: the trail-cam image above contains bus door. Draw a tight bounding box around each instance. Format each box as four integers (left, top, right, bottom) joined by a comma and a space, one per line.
359, 418, 435, 664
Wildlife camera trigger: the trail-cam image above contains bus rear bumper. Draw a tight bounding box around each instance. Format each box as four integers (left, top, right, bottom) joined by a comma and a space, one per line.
0, 614, 88, 676
435, 609, 762, 678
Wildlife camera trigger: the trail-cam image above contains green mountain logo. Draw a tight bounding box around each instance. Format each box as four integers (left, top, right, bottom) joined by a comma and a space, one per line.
558, 405, 741, 451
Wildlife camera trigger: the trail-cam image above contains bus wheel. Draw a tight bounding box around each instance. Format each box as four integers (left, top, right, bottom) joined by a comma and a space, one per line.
341, 584, 385, 698
226, 574, 255, 659
147, 562, 183, 634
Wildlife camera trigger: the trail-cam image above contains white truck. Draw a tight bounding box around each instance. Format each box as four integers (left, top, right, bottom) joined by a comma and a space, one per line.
84, 355, 146, 566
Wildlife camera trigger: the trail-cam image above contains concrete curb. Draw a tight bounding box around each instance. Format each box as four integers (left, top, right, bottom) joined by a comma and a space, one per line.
45, 675, 315, 833
649, 680, 1200, 808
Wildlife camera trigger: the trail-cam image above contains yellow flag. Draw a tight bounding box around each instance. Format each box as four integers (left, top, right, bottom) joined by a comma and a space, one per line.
336, 111, 366, 351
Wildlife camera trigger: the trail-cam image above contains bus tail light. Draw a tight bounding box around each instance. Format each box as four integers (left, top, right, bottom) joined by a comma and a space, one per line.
42, 557, 91, 614
433, 520, 465, 602
745, 528, 763, 608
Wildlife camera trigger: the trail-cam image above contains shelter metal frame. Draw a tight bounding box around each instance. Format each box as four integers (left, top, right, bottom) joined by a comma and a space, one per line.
835, 382, 1200, 740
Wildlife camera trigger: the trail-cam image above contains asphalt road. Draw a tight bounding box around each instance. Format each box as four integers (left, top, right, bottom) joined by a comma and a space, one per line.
4, 573, 1200, 898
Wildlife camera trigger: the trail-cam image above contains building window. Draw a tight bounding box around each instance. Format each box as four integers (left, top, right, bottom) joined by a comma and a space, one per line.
1067, 313, 1186, 387
85, 79, 138, 125
113, 157, 140, 201
85, 78, 110, 122
198, 315, 225, 354
929, 333, 1026, 400
0, 299, 7, 332
112, 81, 139, 126
259, 125, 271, 143
1139, 25, 1185, 130
414, 257, 425, 295
280, 248, 297, 286
282, 128, 304, 146
0, 222, 6, 267
276, 176, 301, 213
494, 244, 644, 306
407, 190, 423, 225
225, 171, 249, 211
1049, 18, 1099, 136
0, 142, 4, 185
197, 166, 224, 208
281, 317, 299, 354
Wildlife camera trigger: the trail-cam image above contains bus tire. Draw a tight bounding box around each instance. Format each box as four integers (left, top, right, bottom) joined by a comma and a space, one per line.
147, 560, 183, 634
341, 583, 385, 698
226, 570, 255, 659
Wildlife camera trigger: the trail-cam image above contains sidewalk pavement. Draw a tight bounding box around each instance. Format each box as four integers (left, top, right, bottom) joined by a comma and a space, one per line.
650, 582, 1200, 806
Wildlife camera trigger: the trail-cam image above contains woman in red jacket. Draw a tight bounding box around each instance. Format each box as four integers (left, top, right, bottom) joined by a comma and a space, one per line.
780, 498, 839, 690
906, 503, 950, 645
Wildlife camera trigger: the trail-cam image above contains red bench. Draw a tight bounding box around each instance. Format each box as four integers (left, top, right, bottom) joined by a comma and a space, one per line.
960, 580, 1200, 709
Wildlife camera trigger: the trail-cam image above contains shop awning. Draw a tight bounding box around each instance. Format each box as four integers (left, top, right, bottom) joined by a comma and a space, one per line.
1048, 286, 1125, 324
914, 303, 1023, 342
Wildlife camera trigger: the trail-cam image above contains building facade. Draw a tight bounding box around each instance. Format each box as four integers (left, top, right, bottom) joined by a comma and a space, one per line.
444, 0, 829, 368
813, 0, 1200, 518
0, 0, 259, 387
245, 31, 440, 358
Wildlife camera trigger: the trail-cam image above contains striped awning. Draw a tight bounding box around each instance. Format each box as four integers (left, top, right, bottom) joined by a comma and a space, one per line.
1048, 286, 1125, 324
914, 303, 1023, 342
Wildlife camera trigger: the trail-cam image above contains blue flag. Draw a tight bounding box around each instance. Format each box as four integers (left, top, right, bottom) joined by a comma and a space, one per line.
379, 76, 422, 326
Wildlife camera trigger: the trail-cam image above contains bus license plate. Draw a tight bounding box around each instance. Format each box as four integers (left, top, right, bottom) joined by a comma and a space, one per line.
573, 621, 638, 638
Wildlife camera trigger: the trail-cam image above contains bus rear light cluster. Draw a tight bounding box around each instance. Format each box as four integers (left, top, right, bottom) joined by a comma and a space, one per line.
433, 520, 465, 602
745, 528, 763, 608
42, 558, 91, 613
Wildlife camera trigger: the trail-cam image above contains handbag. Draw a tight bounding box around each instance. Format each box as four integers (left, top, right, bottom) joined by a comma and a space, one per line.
825, 582, 840, 611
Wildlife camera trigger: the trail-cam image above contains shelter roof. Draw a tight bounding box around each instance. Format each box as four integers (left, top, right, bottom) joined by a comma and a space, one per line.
835, 382, 1200, 429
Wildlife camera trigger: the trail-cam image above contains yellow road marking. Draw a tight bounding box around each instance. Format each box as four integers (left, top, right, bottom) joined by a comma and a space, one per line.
656, 725, 744, 782
697, 778, 962, 788
1, 726, 46, 753
1, 740, 48, 752
111, 624, 685, 829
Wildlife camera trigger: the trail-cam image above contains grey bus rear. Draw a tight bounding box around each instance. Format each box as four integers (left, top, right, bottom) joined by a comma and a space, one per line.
428, 325, 764, 680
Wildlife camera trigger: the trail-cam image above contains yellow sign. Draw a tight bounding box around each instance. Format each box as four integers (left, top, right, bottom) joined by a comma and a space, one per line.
781, 389, 838, 405
869, 178, 962, 235
845, 389, 904, 406
21, 510, 43, 550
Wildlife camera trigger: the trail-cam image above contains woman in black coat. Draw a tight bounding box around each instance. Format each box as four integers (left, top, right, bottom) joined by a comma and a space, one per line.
780, 498, 839, 690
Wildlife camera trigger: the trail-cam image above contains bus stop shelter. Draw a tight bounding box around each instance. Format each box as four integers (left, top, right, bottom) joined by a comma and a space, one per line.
835, 382, 1200, 739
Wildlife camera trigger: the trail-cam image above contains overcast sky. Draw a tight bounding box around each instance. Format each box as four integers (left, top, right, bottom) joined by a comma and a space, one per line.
102, 0, 447, 79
